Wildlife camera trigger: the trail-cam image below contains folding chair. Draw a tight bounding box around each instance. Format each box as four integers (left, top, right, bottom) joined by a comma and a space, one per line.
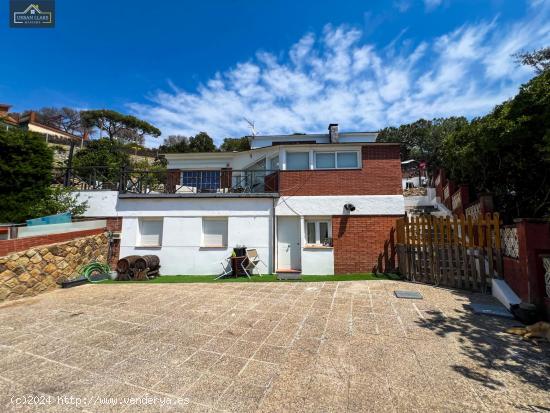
215, 257, 232, 280
241, 248, 266, 278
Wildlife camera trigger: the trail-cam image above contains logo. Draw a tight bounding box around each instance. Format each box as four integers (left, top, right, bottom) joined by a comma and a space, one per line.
10, 1, 55, 28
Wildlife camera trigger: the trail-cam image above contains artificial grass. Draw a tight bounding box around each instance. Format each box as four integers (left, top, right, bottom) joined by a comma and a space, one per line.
102, 273, 399, 284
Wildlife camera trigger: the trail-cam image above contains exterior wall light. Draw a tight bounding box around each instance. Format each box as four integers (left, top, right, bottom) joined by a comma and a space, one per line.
344, 203, 356, 212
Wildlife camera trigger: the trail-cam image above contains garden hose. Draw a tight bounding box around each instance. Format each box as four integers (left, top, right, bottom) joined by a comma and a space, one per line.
79, 262, 111, 283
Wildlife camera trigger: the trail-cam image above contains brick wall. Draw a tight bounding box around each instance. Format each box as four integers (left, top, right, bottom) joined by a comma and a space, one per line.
106, 217, 122, 232
279, 144, 402, 196
332, 215, 400, 274
502, 219, 550, 319
0, 228, 105, 257
105, 217, 122, 269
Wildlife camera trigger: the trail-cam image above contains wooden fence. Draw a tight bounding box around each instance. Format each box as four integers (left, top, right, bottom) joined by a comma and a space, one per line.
395, 213, 502, 292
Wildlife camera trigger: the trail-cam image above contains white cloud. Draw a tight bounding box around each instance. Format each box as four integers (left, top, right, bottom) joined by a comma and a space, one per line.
394, 0, 411, 13
130, 4, 550, 147
424, 0, 443, 11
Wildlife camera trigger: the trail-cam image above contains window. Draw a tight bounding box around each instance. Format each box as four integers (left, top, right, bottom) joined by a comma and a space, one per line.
315, 152, 335, 169
337, 152, 359, 168
182, 171, 220, 192
314, 151, 359, 169
138, 218, 163, 247
286, 152, 309, 170
202, 218, 228, 247
305, 220, 332, 246
269, 155, 280, 170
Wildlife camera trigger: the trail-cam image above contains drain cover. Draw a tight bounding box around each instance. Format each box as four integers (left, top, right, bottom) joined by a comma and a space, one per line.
470, 304, 514, 319
394, 290, 423, 299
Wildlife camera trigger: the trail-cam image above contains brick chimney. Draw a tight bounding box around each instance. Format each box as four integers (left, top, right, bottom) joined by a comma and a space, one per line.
328, 123, 339, 143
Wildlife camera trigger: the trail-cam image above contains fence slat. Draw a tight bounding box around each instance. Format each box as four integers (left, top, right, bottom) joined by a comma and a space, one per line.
395, 213, 502, 292
477, 215, 487, 292
494, 213, 503, 277
432, 216, 440, 285
452, 217, 461, 289
466, 216, 476, 290
485, 213, 495, 279
459, 217, 469, 289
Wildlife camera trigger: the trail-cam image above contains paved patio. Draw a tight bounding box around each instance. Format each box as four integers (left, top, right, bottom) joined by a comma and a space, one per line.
0, 281, 548, 412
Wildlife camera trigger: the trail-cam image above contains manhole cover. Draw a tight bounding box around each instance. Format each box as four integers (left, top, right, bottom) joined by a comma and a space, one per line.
470, 304, 514, 319
394, 290, 423, 299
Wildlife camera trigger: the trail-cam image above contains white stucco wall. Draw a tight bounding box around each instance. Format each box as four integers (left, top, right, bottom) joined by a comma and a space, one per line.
116, 197, 274, 275
120, 215, 272, 275
78, 191, 119, 217
116, 197, 274, 217
301, 248, 334, 275
275, 195, 405, 216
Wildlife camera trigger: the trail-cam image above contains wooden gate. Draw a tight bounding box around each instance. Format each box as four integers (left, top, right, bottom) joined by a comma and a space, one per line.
395, 213, 502, 292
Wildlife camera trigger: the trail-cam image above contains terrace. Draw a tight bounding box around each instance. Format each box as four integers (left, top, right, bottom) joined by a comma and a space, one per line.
53, 167, 281, 197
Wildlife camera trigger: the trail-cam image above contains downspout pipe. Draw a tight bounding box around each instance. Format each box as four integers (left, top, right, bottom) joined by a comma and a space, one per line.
272, 197, 276, 274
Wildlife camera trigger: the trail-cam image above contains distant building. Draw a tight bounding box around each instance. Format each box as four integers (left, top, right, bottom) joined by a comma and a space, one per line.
0, 104, 19, 130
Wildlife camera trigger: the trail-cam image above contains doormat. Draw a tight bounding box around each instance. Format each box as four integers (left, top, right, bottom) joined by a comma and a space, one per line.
394, 290, 423, 299
470, 303, 514, 319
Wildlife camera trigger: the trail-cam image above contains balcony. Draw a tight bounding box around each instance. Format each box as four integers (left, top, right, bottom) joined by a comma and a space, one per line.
54, 167, 280, 197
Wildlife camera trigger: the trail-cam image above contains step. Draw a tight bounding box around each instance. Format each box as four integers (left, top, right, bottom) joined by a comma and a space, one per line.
276, 269, 302, 280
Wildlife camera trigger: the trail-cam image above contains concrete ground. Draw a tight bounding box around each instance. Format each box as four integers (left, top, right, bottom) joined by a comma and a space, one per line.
0, 281, 548, 412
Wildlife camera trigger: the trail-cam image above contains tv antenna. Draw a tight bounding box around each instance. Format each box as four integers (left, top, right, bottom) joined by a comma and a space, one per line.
244, 118, 257, 137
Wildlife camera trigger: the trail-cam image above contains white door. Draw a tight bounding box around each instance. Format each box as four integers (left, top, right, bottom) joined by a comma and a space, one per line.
277, 216, 301, 270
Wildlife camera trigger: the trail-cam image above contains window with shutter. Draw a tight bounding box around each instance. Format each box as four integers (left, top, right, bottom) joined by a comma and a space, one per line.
202, 218, 228, 247
138, 218, 163, 247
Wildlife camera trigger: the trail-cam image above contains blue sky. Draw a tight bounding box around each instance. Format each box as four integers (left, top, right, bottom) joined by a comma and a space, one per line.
1, 0, 549, 146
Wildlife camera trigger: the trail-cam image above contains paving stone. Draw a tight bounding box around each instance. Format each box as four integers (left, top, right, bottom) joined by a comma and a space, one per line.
0, 280, 547, 412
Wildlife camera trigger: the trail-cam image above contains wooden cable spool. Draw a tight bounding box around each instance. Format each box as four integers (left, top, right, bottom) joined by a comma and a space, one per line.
134, 255, 160, 271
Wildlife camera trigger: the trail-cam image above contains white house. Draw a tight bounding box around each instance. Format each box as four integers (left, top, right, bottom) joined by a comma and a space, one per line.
79, 124, 405, 275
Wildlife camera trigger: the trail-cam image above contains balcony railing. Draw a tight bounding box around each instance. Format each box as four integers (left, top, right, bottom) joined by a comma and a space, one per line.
54, 167, 280, 195
53, 167, 122, 191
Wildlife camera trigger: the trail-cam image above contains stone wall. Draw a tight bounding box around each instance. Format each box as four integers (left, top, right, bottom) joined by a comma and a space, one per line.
0, 233, 108, 302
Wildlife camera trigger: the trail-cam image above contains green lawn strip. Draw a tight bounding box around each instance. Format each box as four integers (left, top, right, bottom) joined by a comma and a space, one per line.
101, 273, 399, 284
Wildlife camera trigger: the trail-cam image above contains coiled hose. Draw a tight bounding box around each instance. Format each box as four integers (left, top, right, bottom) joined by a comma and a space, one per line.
79, 262, 111, 283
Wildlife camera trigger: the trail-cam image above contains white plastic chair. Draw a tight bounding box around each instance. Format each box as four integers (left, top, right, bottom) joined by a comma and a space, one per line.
241, 249, 266, 277
216, 257, 232, 280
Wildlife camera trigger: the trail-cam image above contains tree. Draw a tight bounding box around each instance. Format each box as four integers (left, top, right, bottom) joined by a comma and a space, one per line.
515, 46, 550, 74
29, 186, 88, 218
0, 128, 53, 223
28, 107, 88, 136
443, 69, 550, 220
72, 138, 130, 182
159, 135, 191, 153
377, 117, 468, 175
220, 136, 251, 152
189, 132, 216, 152
80, 109, 161, 144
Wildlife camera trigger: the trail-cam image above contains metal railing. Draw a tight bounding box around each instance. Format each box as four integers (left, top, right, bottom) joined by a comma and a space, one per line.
53, 167, 122, 191
55, 167, 280, 195
122, 169, 280, 195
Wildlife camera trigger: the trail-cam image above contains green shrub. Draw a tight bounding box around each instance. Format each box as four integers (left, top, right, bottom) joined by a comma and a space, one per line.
0, 128, 53, 223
